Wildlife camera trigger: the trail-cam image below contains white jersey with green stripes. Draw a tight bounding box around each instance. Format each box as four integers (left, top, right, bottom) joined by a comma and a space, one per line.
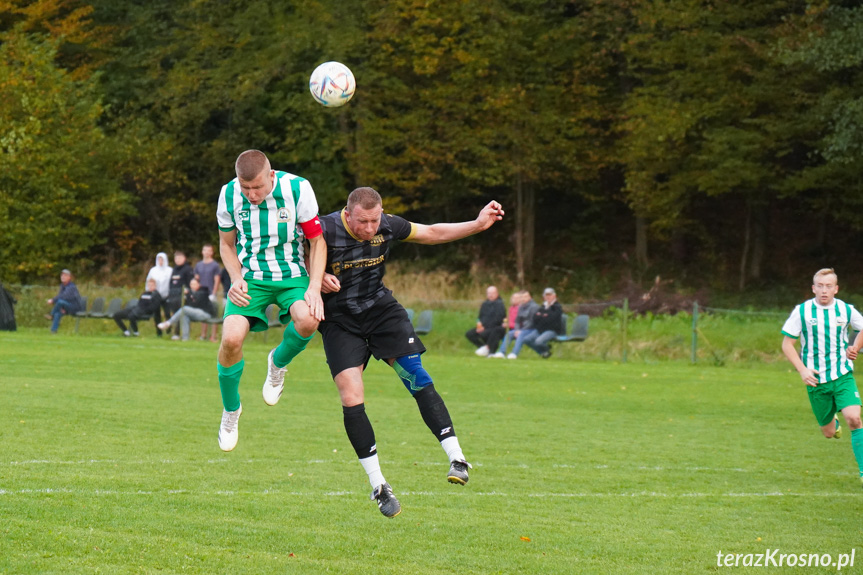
216, 171, 319, 282
781, 297, 863, 383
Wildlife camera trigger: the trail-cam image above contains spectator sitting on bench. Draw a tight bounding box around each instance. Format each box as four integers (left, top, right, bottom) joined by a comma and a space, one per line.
45, 269, 84, 334
491, 290, 540, 359
465, 285, 507, 357
522, 287, 564, 359
157, 277, 215, 341
114, 279, 164, 337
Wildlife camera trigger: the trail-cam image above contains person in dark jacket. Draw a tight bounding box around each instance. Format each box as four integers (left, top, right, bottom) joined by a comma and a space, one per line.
523, 287, 564, 358
465, 285, 507, 356
157, 277, 215, 341
45, 269, 83, 334
113, 279, 164, 336
166, 250, 195, 340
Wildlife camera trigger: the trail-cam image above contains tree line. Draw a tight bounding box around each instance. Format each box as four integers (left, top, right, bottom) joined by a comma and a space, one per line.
1, 0, 861, 296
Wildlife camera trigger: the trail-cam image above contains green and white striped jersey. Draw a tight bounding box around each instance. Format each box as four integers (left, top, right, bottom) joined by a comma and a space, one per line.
781, 298, 863, 383
216, 171, 319, 282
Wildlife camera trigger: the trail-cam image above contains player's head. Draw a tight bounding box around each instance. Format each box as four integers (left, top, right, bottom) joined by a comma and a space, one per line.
235, 150, 273, 205
345, 187, 383, 241
812, 268, 839, 305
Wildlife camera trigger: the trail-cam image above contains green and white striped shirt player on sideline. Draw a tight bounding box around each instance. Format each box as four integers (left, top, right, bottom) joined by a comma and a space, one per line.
214, 149, 326, 453
781, 267, 863, 489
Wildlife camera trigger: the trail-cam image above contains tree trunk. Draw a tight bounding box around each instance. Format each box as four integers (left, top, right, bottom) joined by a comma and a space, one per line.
514, 172, 535, 287
749, 205, 766, 283
635, 216, 649, 270
739, 203, 751, 291
515, 172, 525, 286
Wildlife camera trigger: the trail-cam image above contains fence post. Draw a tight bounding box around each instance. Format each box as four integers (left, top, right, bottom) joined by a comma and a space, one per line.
691, 301, 699, 364
622, 298, 629, 363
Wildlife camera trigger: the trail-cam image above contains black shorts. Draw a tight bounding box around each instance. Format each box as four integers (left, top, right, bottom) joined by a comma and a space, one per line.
318, 293, 426, 378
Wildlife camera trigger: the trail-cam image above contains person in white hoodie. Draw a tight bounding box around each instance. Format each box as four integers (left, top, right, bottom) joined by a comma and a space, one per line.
146, 252, 173, 337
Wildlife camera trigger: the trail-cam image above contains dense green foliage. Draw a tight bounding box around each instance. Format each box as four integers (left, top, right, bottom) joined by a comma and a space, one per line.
1, 0, 862, 295
2, 330, 861, 573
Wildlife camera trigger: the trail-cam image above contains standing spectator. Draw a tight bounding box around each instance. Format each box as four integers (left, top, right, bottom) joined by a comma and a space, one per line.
113, 279, 163, 337
464, 285, 507, 357
146, 252, 173, 337
157, 278, 216, 341
522, 287, 564, 359
781, 268, 863, 489
167, 250, 194, 340
45, 269, 83, 334
195, 243, 222, 341
491, 290, 540, 359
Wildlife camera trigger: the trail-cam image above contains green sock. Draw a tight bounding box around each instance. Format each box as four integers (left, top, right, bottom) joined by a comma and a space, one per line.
851, 428, 863, 477
272, 322, 313, 368
217, 359, 244, 412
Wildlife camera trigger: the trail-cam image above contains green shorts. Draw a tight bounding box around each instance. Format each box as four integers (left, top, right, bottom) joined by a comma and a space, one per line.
807, 371, 862, 426
224, 277, 309, 333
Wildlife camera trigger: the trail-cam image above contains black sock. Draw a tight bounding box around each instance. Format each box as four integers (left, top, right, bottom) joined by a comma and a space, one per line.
343, 403, 377, 459
414, 385, 455, 441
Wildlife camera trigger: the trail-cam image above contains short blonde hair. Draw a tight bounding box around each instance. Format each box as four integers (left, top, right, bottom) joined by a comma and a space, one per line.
813, 268, 838, 285
235, 150, 269, 181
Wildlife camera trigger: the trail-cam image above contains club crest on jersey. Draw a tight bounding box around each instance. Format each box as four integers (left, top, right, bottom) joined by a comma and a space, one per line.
277, 208, 291, 223
369, 234, 384, 246
807, 318, 818, 325
239, 210, 250, 221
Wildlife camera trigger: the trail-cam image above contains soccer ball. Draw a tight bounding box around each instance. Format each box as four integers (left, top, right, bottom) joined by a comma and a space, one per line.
309, 61, 356, 108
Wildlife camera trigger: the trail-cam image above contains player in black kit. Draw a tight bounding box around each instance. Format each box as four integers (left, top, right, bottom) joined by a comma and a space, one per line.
318, 186, 504, 517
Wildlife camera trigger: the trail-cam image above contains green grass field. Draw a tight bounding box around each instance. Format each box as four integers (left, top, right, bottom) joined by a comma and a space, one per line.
2, 327, 861, 574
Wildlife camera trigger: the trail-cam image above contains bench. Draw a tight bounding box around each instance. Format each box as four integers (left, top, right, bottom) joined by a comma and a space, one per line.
553, 314, 589, 343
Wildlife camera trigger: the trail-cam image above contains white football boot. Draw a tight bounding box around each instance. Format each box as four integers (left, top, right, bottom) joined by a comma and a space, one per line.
218, 405, 242, 452
262, 349, 287, 406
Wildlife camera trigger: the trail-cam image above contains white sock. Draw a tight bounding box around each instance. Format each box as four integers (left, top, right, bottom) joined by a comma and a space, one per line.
359, 453, 385, 489
440, 437, 465, 463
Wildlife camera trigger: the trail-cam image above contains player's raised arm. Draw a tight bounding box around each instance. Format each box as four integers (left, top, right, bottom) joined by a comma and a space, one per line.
407, 200, 504, 245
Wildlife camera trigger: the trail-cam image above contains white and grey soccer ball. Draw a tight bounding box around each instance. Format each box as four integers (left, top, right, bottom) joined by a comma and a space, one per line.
309, 61, 356, 108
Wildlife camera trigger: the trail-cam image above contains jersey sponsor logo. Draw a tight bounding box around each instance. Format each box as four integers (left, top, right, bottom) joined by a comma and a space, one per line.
439, 427, 452, 436
239, 210, 250, 221
277, 207, 291, 223
330, 255, 385, 276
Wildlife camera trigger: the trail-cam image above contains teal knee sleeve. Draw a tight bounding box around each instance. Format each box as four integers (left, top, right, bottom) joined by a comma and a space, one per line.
217, 359, 244, 412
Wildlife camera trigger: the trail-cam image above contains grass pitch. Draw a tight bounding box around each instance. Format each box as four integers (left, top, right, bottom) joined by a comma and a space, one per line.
1, 328, 861, 574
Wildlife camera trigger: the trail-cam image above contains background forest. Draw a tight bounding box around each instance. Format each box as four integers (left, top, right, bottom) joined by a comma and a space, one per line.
1, 0, 862, 301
